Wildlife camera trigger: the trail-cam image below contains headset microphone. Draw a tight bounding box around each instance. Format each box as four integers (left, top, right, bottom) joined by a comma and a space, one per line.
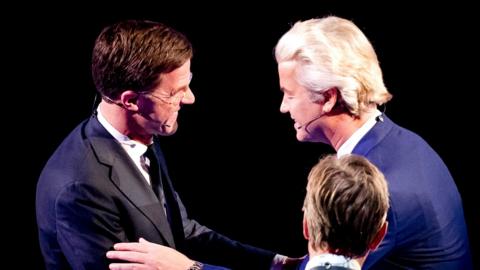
138, 110, 171, 127
375, 114, 384, 122
296, 113, 324, 134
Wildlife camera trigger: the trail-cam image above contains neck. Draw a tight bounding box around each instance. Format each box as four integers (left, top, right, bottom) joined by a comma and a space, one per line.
325, 108, 377, 151
98, 101, 153, 145
308, 243, 365, 267
308, 244, 330, 257
355, 256, 367, 267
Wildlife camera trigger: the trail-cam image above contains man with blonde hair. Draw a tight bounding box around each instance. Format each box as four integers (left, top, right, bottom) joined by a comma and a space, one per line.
300, 154, 389, 270
275, 16, 472, 269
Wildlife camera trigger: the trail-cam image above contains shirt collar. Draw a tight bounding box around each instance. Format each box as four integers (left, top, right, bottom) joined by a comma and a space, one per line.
96, 108, 148, 157
306, 254, 361, 270
337, 110, 382, 158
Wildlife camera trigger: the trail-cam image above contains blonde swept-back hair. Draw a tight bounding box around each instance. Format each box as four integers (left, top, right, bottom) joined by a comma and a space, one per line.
275, 16, 392, 116
303, 154, 389, 258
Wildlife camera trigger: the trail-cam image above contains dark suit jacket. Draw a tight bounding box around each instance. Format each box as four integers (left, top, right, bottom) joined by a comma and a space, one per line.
355, 115, 472, 269
36, 115, 274, 270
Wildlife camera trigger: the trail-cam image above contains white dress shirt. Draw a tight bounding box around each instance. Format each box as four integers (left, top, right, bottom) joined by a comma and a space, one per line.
306, 254, 361, 270
337, 110, 382, 157
97, 109, 151, 185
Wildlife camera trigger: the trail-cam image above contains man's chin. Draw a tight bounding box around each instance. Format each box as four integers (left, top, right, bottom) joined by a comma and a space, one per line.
157, 123, 178, 136
295, 129, 309, 142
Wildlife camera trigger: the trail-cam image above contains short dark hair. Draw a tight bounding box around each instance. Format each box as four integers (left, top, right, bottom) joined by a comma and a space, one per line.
92, 20, 193, 99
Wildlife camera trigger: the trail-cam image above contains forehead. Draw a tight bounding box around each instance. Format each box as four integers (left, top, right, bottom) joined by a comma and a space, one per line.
278, 61, 300, 94
278, 61, 296, 79
157, 60, 191, 89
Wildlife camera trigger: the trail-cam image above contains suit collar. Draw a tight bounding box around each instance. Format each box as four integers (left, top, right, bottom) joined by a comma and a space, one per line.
85, 115, 177, 247
352, 114, 394, 156
337, 110, 382, 157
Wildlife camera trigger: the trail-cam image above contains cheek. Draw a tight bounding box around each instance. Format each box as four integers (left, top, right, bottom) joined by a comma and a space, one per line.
158, 107, 181, 125
291, 100, 307, 117
152, 105, 173, 117
300, 99, 319, 114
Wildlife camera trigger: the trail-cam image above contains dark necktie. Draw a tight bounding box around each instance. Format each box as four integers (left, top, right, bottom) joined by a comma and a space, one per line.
144, 145, 163, 200
144, 144, 184, 246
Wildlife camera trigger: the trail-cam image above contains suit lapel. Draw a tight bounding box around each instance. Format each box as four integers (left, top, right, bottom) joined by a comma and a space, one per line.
86, 116, 176, 247
151, 139, 185, 245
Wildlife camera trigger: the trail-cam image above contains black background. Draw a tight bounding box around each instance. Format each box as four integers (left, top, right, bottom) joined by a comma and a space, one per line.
11, 2, 478, 268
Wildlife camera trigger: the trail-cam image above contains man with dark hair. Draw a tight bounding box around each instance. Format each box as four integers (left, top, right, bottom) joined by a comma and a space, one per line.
36, 20, 290, 270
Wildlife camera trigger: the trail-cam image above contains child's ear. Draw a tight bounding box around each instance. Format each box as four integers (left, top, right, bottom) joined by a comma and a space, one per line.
369, 221, 388, 250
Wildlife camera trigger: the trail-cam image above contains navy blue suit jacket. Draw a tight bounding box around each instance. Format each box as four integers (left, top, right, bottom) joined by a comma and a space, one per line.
356, 115, 471, 269
36, 115, 274, 270
298, 116, 472, 270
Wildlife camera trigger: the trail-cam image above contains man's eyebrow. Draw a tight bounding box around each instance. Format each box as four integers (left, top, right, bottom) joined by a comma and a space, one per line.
169, 85, 189, 95
280, 86, 291, 94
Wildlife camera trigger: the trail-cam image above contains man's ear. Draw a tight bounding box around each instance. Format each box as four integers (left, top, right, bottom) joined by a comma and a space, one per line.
319, 87, 338, 113
369, 221, 388, 250
303, 215, 309, 240
119, 90, 140, 111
